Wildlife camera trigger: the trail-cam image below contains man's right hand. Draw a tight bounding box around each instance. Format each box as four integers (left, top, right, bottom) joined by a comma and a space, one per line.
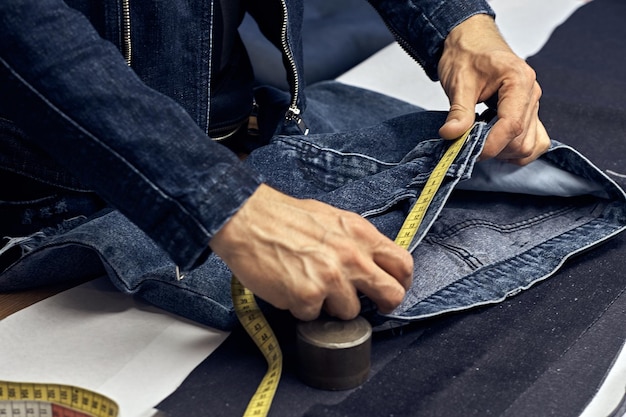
437, 14, 550, 166
209, 184, 413, 321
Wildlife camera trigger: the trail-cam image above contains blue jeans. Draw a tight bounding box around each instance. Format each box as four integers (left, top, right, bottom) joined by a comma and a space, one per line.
1, 81, 625, 331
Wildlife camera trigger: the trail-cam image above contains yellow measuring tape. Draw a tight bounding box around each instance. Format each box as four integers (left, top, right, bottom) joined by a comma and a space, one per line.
0, 380, 118, 417
231, 127, 472, 415
231, 276, 283, 417
0, 128, 471, 417
395, 127, 471, 249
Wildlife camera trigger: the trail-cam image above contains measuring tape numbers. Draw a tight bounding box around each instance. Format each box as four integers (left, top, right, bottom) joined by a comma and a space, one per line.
0, 380, 118, 417
232, 127, 472, 415
395, 128, 471, 249
231, 276, 283, 417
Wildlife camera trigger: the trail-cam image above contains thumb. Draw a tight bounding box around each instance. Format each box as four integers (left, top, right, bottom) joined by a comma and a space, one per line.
439, 98, 477, 140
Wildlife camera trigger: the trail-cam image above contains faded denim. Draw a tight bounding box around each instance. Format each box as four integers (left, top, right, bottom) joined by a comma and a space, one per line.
2, 82, 625, 331
246, 90, 626, 329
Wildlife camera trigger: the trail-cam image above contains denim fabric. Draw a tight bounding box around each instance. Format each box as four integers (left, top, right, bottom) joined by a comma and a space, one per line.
367, 0, 494, 79
0, 0, 264, 271
1, 0, 622, 331
245, 97, 626, 329
0, 0, 493, 272
2, 82, 624, 331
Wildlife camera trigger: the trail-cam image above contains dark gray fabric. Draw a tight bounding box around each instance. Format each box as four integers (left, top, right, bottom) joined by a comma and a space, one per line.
526, 0, 626, 184
158, 238, 626, 417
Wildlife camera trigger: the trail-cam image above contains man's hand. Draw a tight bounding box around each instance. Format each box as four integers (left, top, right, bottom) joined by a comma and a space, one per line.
437, 14, 550, 165
209, 184, 413, 321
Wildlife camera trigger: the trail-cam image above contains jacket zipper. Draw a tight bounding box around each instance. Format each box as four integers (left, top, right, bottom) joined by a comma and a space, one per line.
118, 0, 304, 133
121, 0, 132, 66
366, 1, 426, 72
279, 0, 308, 134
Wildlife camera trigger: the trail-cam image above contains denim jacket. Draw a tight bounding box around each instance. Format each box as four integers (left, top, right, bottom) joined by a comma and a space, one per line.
0, 0, 493, 271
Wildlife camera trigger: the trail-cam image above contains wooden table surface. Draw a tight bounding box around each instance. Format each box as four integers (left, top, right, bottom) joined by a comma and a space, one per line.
0, 278, 92, 320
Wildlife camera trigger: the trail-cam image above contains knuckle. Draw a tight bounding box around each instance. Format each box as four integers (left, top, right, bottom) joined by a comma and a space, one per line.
339, 211, 368, 233
323, 268, 344, 289
292, 307, 320, 322
522, 63, 537, 82
332, 239, 368, 271
480, 145, 500, 161
334, 213, 354, 236
507, 59, 536, 84
302, 282, 327, 302
336, 309, 360, 320
448, 102, 472, 114
377, 288, 406, 314
507, 117, 526, 139
391, 286, 407, 305
291, 293, 323, 321
511, 138, 536, 159
400, 250, 414, 277
520, 141, 537, 158
534, 82, 543, 101
334, 307, 360, 321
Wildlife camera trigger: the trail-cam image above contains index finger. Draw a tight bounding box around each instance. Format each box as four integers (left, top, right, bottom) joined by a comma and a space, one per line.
354, 240, 414, 314
481, 73, 540, 160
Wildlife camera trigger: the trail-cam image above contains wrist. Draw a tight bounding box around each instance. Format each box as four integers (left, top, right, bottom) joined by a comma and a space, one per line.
445, 14, 509, 53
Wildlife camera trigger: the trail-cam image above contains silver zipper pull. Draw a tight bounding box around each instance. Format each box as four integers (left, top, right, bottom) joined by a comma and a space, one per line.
175, 265, 185, 281
286, 107, 309, 135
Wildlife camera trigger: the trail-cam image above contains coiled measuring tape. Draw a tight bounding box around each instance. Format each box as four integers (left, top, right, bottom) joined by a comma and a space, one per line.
0, 128, 471, 417
232, 126, 472, 416
0, 380, 118, 417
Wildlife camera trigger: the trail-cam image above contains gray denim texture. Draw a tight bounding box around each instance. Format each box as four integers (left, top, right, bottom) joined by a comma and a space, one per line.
2, 82, 625, 331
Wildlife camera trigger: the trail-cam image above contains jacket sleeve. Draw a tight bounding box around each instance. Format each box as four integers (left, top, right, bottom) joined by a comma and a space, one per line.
0, 0, 263, 271
367, 0, 495, 80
